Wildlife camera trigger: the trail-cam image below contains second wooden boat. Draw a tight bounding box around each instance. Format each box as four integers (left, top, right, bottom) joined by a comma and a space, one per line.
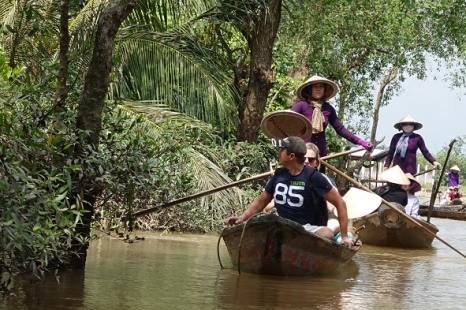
419, 206, 466, 221
353, 209, 439, 248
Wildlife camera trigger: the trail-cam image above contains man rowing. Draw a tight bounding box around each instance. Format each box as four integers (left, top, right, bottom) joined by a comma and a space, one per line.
225, 136, 353, 248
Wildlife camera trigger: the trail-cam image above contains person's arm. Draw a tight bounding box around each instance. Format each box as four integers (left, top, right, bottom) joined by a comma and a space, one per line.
384, 134, 399, 168
323, 188, 354, 248
290, 101, 305, 113
226, 191, 273, 226
417, 135, 436, 164
264, 199, 275, 213
327, 105, 360, 145
447, 193, 453, 204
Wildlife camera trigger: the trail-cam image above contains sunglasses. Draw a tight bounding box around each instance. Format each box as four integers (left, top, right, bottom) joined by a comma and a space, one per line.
305, 157, 316, 163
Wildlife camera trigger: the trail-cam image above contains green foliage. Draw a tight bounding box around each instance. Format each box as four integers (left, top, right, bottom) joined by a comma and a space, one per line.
0, 52, 85, 295
417, 136, 466, 186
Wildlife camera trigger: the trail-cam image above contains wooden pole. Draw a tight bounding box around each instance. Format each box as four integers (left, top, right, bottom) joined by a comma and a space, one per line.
413, 167, 436, 178
427, 139, 457, 222
132, 171, 274, 218
427, 180, 437, 223
319, 158, 466, 260
130, 147, 367, 219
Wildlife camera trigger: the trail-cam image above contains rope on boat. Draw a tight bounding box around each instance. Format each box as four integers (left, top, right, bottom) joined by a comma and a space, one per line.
217, 230, 225, 270
237, 213, 263, 275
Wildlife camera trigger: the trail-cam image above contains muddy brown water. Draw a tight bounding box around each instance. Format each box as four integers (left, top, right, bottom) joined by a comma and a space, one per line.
2, 218, 466, 309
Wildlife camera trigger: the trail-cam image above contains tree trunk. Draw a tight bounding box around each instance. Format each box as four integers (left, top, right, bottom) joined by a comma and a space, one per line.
68, 0, 137, 270
76, 0, 136, 148
337, 68, 398, 194
236, 0, 282, 142
370, 67, 398, 142
54, 0, 71, 114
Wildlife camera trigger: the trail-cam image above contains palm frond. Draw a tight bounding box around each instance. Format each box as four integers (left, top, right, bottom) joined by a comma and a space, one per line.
188, 151, 243, 212
0, 0, 59, 79
112, 30, 238, 129
125, 0, 215, 32
117, 100, 213, 131
113, 104, 244, 211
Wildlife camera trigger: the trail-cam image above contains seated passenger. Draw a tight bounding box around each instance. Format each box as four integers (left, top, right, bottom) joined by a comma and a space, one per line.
404, 173, 422, 218
448, 186, 464, 205
440, 186, 453, 207
374, 165, 410, 206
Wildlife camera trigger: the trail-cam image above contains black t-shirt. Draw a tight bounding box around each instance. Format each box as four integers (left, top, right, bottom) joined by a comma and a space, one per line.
374, 186, 408, 206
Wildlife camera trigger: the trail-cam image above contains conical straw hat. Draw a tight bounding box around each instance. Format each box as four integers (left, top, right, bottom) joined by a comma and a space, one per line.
380, 165, 410, 185
450, 165, 461, 171
296, 75, 339, 101
334, 188, 382, 219
261, 110, 313, 140
405, 173, 422, 193
394, 114, 423, 131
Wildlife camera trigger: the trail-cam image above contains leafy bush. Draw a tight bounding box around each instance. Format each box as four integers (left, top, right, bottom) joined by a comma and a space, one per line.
0, 56, 86, 293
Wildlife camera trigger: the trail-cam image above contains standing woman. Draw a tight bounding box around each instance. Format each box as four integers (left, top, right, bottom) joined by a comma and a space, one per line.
384, 115, 441, 175
446, 165, 461, 187
291, 76, 372, 163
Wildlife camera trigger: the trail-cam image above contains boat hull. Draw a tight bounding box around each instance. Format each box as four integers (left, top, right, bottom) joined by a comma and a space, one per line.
222, 214, 361, 276
419, 207, 466, 221
353, 212, 439, 248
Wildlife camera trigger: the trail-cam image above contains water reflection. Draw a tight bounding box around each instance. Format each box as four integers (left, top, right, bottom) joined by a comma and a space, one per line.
214, 260, 359, 309
2, 218, 466, 309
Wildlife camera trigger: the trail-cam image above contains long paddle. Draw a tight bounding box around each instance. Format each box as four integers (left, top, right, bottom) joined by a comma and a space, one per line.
427, 139, 457, 222
130, 146, 367, 219
413, 167, 437, 178
319, 158, 466, 260
368, 168, 437, 184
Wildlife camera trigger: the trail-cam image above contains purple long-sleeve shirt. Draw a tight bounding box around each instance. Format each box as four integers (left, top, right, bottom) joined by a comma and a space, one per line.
384, 132, 436, 174
291, 101, 361, 156
447, 171, 460, 187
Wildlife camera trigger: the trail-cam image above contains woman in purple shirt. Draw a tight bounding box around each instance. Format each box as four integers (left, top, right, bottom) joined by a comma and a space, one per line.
291, 76, 372, 161
446, 165, 461, 187
384, 115, 440, 175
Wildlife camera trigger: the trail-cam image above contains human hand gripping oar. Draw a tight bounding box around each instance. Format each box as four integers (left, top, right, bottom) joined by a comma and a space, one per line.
319, 158, 466, 260
128, 146, 368, 219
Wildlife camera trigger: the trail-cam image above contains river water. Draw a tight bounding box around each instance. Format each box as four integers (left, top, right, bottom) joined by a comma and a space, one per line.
2, 218, 466, 309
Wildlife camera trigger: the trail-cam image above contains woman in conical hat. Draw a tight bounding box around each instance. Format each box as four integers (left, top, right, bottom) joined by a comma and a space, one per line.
404, 173, 422, 218
445, 165, 461, 187
291, 76, 372, 170
384, 115, 441, 174
374, 165, 409, 206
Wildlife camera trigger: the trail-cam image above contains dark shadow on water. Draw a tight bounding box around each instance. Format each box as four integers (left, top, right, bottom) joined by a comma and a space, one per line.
213, 259, 360, 309
1, 270, 85, 310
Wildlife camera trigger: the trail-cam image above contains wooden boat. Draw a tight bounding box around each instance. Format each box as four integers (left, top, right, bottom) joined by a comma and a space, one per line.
418, 206, 466, 221
352, 209, 439, 248
221, 213, 361, 276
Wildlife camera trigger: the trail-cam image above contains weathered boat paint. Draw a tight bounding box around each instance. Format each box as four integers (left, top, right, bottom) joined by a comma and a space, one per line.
222, 214, 361, 276
353, 211, 439, 248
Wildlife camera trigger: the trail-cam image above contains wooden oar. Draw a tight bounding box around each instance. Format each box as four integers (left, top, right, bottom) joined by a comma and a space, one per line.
427, 139, 457, 222
413, 167, 437, 178
130, 147, 366, 219
131, 170, 274, 219
319, 158, 466, 260
368, 167, 437, 184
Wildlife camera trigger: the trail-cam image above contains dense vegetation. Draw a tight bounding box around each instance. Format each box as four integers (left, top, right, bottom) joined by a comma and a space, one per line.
1, 0, 466, 295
